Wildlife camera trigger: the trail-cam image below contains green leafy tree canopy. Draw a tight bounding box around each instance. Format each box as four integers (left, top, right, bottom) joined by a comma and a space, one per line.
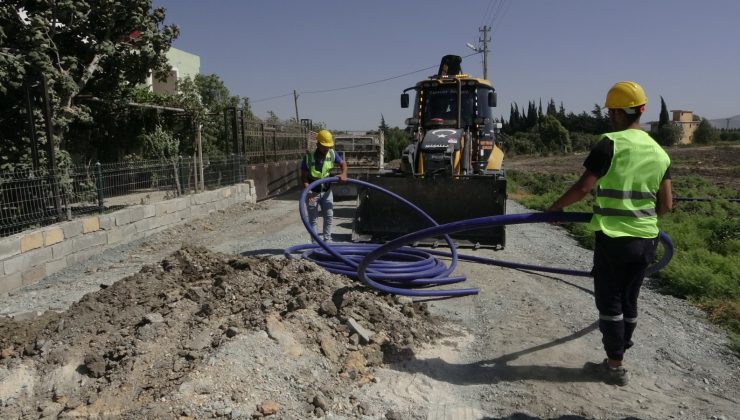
1, 0, 179, 144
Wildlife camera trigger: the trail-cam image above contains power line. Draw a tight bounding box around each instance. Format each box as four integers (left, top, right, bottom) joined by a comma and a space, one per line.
250, 92, 294, 104
249, 52, 481, 103
481, 0, 496, 28
490, 0, 511, 30
303, 52, 481, 95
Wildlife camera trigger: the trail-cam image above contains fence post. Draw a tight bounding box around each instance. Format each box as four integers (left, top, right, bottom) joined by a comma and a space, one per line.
95, 161, 104, 214
261, 123, 267, 163
178, 155, 185, 195
231, 153, 237, 184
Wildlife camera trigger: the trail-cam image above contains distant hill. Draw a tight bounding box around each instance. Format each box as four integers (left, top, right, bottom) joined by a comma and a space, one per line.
709, 114, 740, 130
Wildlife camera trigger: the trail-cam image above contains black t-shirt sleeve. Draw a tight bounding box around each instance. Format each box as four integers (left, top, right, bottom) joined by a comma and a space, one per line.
583, 137, 614, 178
662, 165, 671, 181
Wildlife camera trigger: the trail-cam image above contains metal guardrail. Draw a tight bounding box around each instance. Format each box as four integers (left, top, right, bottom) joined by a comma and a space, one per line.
0, 155, 251, 237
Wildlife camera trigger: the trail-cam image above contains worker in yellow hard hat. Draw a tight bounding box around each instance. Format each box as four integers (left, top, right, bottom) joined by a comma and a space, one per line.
300, 130, 348, 242
547, 81, 673, 386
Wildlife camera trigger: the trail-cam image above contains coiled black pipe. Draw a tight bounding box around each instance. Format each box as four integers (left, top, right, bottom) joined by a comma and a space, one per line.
285, 177, 674, 298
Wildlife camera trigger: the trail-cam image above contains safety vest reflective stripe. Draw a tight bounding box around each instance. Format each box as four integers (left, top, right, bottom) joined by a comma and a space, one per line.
597, 187, 656, 200
624, 317, 638, 323
593, 206, 657, 218
599, 313, 624, 322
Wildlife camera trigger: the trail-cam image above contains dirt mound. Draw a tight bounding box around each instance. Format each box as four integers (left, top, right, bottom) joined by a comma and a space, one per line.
0, 246, 447, 418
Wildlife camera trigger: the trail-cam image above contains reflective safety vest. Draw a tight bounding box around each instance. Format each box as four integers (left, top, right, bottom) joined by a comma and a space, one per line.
304, 149, 335, 180
590, 129, 670, 238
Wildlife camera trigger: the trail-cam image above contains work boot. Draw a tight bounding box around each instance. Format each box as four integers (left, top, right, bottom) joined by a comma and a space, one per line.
584, 359, 629, 386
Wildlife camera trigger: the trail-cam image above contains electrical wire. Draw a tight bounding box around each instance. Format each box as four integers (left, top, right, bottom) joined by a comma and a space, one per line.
249, 52, 482, 103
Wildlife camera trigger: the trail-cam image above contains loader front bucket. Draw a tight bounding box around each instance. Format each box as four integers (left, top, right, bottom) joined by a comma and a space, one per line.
352, 173, 507, 248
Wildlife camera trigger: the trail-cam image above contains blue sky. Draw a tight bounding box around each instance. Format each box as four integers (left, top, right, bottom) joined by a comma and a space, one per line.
154, 0, 740, 131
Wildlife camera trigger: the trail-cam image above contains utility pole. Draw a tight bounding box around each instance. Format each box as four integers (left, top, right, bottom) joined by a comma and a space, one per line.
293, 90, 300, 124
467, 26, 491, 79
479, 25, 490, 80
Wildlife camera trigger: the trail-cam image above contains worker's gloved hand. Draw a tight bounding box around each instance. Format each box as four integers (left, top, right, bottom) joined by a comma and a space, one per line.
307, 191, 317, 205
546, 206, 563, 225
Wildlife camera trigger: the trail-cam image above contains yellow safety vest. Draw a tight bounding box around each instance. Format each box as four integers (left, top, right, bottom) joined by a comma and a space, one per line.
590, 129, 670, 238
304, 149, 335, 180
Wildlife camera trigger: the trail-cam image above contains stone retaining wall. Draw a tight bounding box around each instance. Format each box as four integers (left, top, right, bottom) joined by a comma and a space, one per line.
0, 181, 256, 295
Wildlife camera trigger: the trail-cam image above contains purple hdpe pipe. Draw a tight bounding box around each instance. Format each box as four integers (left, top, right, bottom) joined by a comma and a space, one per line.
285, 177, 674, 298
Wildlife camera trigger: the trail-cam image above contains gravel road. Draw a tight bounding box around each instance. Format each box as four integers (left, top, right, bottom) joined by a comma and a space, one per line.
1, 190, 738, 419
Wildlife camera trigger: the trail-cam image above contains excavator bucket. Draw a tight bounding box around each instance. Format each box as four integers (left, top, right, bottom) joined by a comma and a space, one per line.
352, 173, 507, 248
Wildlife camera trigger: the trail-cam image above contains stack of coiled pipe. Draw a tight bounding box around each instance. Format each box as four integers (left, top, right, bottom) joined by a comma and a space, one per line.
284, 177, 674, 298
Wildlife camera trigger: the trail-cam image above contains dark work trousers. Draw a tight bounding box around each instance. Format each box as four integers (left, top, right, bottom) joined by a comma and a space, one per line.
592, 231, 658, 361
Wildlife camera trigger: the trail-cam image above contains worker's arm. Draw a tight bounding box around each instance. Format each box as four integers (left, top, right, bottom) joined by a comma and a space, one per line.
656, 178, 673, 216
547, 170, 599, 212
301, 169, 310, 189
337, 160, 348, 182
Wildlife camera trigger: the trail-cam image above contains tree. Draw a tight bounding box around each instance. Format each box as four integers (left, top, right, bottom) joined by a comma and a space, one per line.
194, 73, 240, 156
693, 118, 719, 144
539, 115, 571, 154
1, 0, 178, 163
657, 123, 682, 147
659, 96, 670, 127
379, 114, 389, 134
382, 127, 408, 162
546, 98, 557, 116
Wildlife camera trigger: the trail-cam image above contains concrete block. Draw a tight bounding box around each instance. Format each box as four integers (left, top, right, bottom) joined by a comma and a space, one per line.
175, 208, 191, 221
0, 236, 21, 261
58, 220, 83, 239
43, 227, 64, 246
72, 230, 107, 251
51, 240, 75, 259
129, 205, 149, 223
133, 217, 158, 234
4, 247, 53, 275
190, 205, 205, 217
192, 190, 219, 205
81, 216, 100, 233
142, 204, 156, 219
158, 213, 179, 227
222, 187, 233, 198
46, 258, 67, 275
21, 265, 47, 286
106, 229, 124, 245
174, 197, 189, 212
115, 224, 138, 243
115, 209, 132, 226
66, 247, 101, 266
0, 272, 22, 294
20, 231, 44, 252
99, 214, 115, 230
155, 200, 178, 217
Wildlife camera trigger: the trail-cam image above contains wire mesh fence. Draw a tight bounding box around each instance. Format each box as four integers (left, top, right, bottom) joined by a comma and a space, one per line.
0, 155, 248, 237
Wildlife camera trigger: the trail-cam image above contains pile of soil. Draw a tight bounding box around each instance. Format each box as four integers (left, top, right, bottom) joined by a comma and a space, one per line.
0, 246, 448, 418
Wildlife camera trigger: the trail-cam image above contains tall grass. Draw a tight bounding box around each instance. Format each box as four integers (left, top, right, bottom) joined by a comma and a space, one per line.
507, 170, 740, 353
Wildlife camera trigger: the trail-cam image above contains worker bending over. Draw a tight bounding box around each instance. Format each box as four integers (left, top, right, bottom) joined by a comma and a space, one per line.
301, 130, 348, 242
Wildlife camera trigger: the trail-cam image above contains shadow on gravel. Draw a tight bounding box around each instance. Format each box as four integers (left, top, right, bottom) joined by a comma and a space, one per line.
387, 321, 601, 385
240, 248, 285, 256
481, 415, 641, 420
517, 269, 594, 296
482, 414, 586, 420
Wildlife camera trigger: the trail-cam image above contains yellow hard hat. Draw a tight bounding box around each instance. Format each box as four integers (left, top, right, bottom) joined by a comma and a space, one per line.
316, 130, 334, 147
605, 81, 648, 109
